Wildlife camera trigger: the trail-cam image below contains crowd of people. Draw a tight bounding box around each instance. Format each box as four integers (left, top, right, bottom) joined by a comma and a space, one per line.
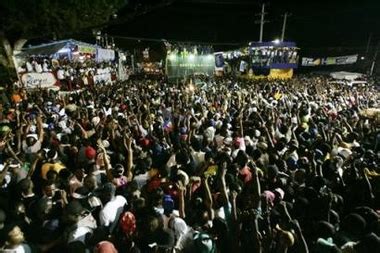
0, 75, 379, 253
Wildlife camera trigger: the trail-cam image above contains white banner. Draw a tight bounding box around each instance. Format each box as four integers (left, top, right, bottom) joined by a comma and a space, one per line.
301, 55, 358, 67
96, 48, 115, 62
21, 72, 57, 88
301, 57, 318, 66
335, 55, 358, 65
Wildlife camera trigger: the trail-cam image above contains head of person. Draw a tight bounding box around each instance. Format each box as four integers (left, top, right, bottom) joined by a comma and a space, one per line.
18, 178, 34, 197
46, 169, 59, 184
84, 175, 98, 192
112, 164, 124, 179
64, 200, 87, 225
5, 225, 25, 248
100, 183, 116, 204
46, 149, 58, 162
42, 181, 57, 198
26, 134, 38, 147
94, 241, 118, 253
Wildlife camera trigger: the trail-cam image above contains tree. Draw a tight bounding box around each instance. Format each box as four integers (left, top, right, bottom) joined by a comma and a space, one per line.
0, 0, 126, 79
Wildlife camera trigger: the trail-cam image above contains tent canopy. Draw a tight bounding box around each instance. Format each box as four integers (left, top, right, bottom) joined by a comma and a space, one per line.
18, 39, 97, 57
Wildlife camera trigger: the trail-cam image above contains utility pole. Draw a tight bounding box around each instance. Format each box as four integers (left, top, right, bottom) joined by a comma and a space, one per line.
365, 33, 372, 56
281, 12, 292, 42
369, 42, 379, 76
105, 33, 109, 48
255, 3, 269, 42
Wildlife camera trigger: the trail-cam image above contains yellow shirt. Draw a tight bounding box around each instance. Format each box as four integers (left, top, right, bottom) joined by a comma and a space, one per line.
41, 162, 66, 179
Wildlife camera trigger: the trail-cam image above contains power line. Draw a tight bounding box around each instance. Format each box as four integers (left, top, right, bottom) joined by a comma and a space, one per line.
111, 35, 245, 46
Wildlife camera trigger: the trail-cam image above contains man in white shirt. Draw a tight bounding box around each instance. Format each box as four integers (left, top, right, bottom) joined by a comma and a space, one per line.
57, 68, 65, 80
99, 183, 127, 233
34, 62, 43, 73
26, 61, 33, 72
42, 60, 50, 72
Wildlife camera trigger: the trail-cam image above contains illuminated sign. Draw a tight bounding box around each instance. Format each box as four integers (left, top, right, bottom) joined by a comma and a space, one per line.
166, 54, 215, 78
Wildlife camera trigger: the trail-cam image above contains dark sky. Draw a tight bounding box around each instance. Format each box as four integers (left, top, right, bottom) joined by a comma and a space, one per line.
105, 0, 380, 52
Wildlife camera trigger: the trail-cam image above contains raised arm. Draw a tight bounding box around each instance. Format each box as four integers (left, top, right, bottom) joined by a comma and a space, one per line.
75, 121, 88, 139
123, 133, 134, 181
250, 162, 261, 210
98, 140, 113, 182
176, 181, 186, 219
6, 142, 22, 164
219, 161, 229, 206
202, 176, 214, 221
36, 115, 44, 143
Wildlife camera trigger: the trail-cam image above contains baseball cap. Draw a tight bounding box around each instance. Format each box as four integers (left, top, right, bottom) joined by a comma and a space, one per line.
85, 146, 97, 160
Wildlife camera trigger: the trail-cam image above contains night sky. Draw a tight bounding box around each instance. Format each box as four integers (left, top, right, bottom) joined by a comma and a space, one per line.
105, 0, 380, 53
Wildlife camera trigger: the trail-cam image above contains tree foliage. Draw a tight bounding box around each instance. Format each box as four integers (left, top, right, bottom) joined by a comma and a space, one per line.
0, 0, 126, 41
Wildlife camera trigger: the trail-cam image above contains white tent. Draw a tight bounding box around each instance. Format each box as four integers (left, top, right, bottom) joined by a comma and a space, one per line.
330, 71, 363, 81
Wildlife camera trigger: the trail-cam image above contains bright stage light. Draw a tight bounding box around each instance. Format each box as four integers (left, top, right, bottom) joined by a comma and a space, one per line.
169, 53, 176, 61
206, 54, 214, 60
188, 54, 195, 60
273, 39, 280, 44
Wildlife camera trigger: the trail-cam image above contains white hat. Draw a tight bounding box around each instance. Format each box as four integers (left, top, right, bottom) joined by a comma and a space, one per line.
26, 134, 38, 141
254, 130, 261, 138
223, 137, 233, 146
102, 140, 110, 149
91, 116, 100, 127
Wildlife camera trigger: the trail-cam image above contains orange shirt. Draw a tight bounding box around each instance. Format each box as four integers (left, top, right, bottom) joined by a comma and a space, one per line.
12, 94, 22, 103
